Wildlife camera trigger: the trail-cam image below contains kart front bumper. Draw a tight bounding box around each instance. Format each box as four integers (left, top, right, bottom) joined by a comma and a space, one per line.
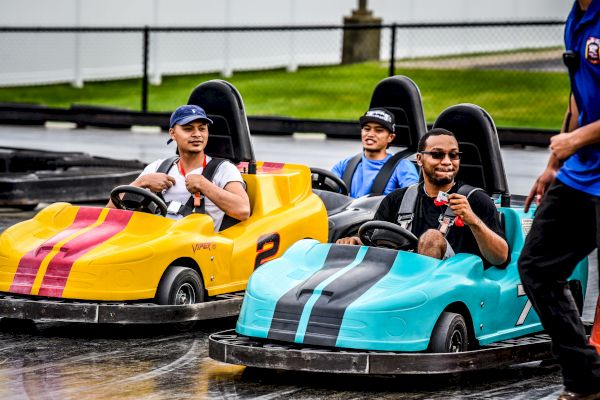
209, 329, 565, 374
0, 293, 242, 324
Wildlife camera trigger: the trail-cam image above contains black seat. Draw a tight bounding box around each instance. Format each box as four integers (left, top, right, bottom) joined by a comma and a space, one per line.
368, 75, 427, 152
432, 103, 510, 206
347, 75, 428, 196
186, 80, 256, 230
187, 80, 256, 172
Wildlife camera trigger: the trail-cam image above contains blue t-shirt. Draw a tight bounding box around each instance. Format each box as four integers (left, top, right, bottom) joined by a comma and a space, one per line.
331, 153, 419, 198
557, 0, 600, 196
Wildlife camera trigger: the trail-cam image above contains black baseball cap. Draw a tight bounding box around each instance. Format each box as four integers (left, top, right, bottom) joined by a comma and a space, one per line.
359, 108, 395, 132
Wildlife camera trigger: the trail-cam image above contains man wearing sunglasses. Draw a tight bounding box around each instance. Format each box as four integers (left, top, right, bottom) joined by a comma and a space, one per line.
331, 108, 419, 198
518, 1, 600, 399
337, 128, 509, 267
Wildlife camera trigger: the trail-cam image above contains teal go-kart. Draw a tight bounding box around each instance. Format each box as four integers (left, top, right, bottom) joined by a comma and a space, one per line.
209, 103, 589, 375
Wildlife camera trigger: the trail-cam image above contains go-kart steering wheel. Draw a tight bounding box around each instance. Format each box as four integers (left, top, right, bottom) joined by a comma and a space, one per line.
110, 185, 168, 217
310, 167, 349, 196
358, 220, 419, 251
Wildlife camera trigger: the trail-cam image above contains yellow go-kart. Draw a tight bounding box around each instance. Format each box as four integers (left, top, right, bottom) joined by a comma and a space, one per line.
0, 80, 328, 324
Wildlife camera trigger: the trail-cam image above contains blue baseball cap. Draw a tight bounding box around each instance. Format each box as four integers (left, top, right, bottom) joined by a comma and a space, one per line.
169, 105, 213, 128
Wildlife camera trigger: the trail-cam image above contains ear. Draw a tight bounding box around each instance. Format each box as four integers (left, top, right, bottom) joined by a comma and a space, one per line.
416, 153, 423, 167
168, 128, 175, 139
387, 133, 396, 144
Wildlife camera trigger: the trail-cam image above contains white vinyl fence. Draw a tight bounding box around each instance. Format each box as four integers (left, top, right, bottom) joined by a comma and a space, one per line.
0, 0, 570, 87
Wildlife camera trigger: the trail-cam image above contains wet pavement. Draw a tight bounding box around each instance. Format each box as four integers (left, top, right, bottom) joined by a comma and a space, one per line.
0, 318, 581, 400
0, 255, 596, 400
0, 124, 597, 399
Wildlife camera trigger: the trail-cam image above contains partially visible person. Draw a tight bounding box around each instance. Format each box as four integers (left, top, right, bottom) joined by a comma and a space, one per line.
108, 104, 250, 231
518, 1, 600, 399
331, 108, 419, 198
337, 128, 509, 267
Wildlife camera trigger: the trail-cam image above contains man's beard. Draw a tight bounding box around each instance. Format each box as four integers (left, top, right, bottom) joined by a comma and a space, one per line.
432, 176, 454, 185
424, 169, 456, 186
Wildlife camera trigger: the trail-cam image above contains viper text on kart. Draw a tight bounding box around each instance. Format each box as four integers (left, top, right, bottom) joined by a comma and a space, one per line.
209, 103, 589, 374
0, 80, 328, 325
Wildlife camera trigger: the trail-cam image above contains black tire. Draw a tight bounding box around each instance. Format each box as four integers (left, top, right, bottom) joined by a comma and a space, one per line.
156, 266, 205, 305
428, 311, 469, 353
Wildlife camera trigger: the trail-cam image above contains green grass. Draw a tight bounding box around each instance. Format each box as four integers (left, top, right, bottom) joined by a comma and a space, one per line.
0, 62, 570, 129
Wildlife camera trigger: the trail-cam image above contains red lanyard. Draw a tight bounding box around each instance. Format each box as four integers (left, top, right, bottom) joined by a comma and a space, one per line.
177, 155, 206, 176
178, 155, 206, 208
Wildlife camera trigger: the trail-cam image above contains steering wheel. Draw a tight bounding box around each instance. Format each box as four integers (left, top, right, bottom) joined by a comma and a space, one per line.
358, 220, 419, 251
110, 185, 168, 217
310, 167, 349, 196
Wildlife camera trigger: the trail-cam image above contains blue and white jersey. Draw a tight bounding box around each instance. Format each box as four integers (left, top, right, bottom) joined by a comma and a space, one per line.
557, 0, 600, 196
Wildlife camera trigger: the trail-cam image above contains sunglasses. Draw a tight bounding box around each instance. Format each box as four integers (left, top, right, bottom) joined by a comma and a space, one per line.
420, 151, 462, 160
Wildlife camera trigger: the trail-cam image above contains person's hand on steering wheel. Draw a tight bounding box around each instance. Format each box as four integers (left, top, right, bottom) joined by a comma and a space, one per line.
110, 185, 168, 216
132, 173, 176, 193
357, 220, 418, 251
336, 236, 363, 245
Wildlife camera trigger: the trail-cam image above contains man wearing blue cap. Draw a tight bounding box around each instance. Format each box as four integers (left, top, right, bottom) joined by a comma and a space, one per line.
108, 104, 250, 231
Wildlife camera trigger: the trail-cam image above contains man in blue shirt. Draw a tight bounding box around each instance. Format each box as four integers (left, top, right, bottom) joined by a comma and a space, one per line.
331, 108, 419, 198
518, 1, 600, 398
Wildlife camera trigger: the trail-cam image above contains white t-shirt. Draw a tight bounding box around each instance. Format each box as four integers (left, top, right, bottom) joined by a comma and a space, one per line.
139, 156, 244, 230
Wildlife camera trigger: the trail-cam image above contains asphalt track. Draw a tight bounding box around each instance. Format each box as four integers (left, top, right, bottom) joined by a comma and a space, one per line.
0, 124, 597, 400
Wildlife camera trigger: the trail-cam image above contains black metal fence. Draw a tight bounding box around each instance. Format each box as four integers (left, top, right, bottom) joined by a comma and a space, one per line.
0, 21, 568, 129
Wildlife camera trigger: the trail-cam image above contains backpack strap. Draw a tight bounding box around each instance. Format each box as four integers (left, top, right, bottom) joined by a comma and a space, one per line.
369, 148, 413, 195
178, 157, 228, 217
438, 184, 484, 236
395, 183, 419, 230
174, 157, 241, 230
341, 153, 362, 191
138, 156, 179, 204
201, 158, 242, 230
157, 156, 179, 174
457, 184, 484, 199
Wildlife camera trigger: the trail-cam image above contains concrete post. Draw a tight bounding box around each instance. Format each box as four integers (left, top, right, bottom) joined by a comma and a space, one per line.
287, 0, 298, 73
150, 0, 162, 85
221, 0, 233, 78
72, 0, 84, 88
341, 0, 382, 64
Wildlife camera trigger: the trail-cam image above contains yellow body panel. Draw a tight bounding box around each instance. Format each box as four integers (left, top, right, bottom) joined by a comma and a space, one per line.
0, 162, 327, 301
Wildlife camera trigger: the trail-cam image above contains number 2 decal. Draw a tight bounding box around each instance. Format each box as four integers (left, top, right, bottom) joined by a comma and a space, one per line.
254, 233, 281, 269
516, 284, 533, 326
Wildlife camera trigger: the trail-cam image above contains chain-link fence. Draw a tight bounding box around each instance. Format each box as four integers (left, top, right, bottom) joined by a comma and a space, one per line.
0, 22, 569, 129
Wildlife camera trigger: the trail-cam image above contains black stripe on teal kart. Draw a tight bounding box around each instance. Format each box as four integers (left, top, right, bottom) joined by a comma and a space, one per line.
267, 245, 361, 342
302, 247, 398, 347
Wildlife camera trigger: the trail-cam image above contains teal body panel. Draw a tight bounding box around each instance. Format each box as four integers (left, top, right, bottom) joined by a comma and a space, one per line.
236, 239, 331, 338
236, 206, 589, 351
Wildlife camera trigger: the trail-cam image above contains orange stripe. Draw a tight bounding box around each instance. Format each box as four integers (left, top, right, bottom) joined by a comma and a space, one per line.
37, 209, 133, 298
